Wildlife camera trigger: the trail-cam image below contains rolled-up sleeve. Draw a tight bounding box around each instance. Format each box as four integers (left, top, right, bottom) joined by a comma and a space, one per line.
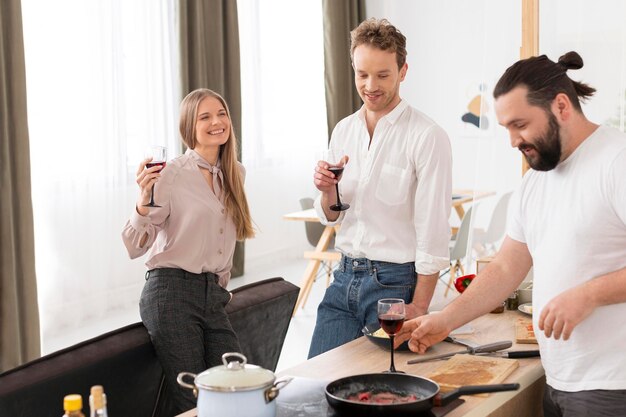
313, 194, 345, 226
412, 126, 452, 274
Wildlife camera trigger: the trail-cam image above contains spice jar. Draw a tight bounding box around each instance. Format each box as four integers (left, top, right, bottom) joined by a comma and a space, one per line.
507, 290, 519, 310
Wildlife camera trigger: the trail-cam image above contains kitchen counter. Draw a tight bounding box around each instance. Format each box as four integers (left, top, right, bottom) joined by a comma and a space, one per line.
278, 309, 544, 417
176, 309, 545, 417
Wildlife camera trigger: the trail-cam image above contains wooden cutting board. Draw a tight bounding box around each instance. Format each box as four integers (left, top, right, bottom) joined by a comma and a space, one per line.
516, 318, 538, 344
427, 354, 519, 393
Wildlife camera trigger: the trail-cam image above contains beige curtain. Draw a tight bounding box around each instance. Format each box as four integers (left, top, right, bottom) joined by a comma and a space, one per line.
179, 0, 245, 277
0, 0, 41, 371
322, 0, 366, 140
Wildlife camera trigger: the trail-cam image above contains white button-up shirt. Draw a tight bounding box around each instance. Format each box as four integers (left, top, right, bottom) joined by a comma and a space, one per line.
315, 100, 452, 274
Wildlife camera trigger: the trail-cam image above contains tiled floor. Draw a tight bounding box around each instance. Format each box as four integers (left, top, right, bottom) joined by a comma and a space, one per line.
43, 255, 459, 373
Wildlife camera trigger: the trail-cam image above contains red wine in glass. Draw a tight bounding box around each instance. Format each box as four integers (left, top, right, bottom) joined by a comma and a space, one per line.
379, 314, 405, 335
328, 166, 344, 177
377, 298, 406, 373
143, 146, 167, 208
146, 161, 166, 171
321, 148, 350, 212
328, 164, 349, 211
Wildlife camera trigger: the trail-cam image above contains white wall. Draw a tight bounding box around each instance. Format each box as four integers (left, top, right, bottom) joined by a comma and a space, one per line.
364, 0, 524, 230
243, 157, 321, 272
540, 0, 626, 129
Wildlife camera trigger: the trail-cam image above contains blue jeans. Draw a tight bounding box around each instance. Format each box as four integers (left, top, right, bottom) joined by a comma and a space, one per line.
308, 255, 416, 358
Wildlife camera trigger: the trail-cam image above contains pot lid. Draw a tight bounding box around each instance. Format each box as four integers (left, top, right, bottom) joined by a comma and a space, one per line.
195, 353, 275, 392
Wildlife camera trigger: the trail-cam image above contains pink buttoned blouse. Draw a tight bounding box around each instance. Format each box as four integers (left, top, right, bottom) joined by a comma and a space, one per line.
122, 149, 241, 287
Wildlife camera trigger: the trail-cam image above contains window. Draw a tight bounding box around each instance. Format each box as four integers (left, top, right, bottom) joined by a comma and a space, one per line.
238, 0, 328, 167
21, 0, 181, 352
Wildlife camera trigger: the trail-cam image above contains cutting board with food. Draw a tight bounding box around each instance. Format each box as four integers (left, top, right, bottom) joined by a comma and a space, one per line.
515, 318, 538, 344
427, 354, 519, 393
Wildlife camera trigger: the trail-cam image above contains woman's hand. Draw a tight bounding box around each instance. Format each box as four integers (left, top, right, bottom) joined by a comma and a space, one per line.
135, 157, 162, 215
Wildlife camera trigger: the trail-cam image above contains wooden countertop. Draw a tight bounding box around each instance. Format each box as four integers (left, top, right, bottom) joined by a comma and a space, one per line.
278, 309, 544, 417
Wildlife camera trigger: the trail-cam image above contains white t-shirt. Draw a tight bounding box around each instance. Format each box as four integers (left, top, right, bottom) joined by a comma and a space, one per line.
508, 125, 626, 391
315, 100, 452, 274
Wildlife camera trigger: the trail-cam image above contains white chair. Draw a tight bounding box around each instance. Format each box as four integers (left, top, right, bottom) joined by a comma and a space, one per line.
443, 205, 478, 297
473, 192, 513, 256
299, 198, 336, 287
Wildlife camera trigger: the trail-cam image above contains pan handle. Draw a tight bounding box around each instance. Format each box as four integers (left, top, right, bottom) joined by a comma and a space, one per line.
434, 383, 520, 407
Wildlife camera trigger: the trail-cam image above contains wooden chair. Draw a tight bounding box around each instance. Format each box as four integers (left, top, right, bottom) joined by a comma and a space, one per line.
299, 198, 337, 289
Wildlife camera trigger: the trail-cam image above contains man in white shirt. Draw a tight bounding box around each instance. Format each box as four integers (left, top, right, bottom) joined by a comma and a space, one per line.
397, 51, 626, 416
308, 18, 452, 358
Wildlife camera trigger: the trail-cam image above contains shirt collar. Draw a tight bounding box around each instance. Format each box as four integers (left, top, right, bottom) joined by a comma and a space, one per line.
356, 99, 408, 125
384, 99, 408, 124
186, 148, 221, 172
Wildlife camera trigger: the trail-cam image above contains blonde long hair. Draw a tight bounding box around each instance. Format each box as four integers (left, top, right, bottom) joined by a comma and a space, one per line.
179, 88, 255, 240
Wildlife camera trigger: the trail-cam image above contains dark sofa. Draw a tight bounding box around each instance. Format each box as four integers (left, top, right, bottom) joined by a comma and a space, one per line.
0, 277, 299, 417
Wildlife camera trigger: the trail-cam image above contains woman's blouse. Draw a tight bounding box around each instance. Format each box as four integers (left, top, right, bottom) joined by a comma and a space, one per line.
122, 149, 241, 287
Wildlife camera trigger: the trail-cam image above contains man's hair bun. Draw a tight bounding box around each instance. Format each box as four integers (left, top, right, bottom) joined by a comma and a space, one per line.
558, 51, 584, 70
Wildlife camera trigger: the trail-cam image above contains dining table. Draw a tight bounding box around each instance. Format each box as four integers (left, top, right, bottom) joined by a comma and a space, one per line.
175, 309, 544, 417
284, 190, 495, 314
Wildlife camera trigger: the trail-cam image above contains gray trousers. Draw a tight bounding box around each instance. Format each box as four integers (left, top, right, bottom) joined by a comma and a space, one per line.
140, 268, 241, 414
544, 384, 626, 417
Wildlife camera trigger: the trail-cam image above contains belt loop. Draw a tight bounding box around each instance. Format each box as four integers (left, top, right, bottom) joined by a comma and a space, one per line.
340, 255, 346, 272
367, 259, 374, 275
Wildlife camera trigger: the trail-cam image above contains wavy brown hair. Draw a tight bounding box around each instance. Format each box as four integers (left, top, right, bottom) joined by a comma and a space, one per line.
179, 88, 254, 240
350, 18, 407, 69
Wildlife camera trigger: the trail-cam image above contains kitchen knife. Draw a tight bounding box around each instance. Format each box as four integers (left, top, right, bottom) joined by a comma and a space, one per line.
407, 340, 513, 364
445, 335, 480, 349
476, 350, 540, 358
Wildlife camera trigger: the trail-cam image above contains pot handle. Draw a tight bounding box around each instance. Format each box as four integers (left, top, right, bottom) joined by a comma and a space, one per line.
177, 372, 199, 398
264, 377, 293, 404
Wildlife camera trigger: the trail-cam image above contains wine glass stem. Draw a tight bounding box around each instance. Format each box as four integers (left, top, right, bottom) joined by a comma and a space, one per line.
149, 184, 156, 206
389, 335, 396, 372
334, 183, 342, 207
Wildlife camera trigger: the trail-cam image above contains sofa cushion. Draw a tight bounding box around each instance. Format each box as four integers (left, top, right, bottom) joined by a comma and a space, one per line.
227, 277, 300, 371
0, 277, 300, 417
0, 322, 164, 417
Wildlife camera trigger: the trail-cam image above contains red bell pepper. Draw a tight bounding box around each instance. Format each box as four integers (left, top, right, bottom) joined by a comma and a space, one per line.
454, 274, 476, 293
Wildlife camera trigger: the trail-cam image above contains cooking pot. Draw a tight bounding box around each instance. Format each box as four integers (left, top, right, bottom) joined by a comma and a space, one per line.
177, 352, 292, 417
325, 373, 519, 416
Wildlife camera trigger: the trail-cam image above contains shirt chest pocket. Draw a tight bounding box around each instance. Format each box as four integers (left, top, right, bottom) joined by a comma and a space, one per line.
375, 163, 411, 205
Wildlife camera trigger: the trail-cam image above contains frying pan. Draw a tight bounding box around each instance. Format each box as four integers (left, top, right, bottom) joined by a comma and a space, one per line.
325, 373, 519, 416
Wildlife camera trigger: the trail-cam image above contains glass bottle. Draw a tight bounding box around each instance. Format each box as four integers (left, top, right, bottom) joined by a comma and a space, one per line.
89, 385, 108, 417
507, 290, 519, 310
62, 394, 85, 417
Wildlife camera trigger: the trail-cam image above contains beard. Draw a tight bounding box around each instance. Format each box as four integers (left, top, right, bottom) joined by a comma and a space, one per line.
519, 113, 562, 171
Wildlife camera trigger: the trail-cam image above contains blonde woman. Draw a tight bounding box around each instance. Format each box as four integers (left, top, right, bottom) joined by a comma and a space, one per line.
122, 88, 254, 412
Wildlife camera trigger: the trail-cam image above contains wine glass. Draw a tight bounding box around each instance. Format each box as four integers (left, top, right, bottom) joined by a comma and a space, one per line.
323, 148, 350, 211
377, 298, 406, 373
143, 146, 167, 208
